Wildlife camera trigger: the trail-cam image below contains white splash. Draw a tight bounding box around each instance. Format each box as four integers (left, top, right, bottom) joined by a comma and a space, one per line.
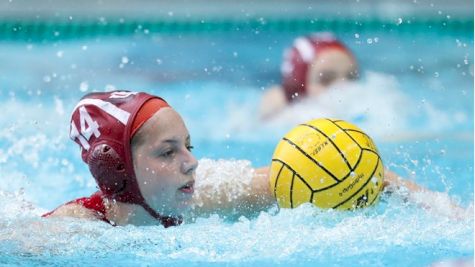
265, 71, 454, 141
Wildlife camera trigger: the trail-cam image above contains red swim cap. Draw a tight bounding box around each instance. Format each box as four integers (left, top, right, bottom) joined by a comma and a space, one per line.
70, 90, 180, 227
281, 32, 354, 103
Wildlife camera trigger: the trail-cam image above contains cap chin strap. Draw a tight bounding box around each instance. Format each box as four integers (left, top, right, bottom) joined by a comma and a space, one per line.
114, 190, 183, 228
139, 200, 183, 228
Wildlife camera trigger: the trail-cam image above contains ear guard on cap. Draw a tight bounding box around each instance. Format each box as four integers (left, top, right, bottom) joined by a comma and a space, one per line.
87, 142, 183, 227
87, 143, 130, 196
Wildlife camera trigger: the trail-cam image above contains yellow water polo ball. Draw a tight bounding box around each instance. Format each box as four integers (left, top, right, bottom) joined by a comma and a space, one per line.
269, 118, 384, 210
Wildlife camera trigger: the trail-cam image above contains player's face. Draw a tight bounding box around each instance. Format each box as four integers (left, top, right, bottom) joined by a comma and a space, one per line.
131, 108, 198, 217
306, 48, 358, 96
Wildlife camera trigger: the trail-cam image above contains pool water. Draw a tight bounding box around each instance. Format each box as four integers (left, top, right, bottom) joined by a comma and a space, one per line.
0, 30, 473, 266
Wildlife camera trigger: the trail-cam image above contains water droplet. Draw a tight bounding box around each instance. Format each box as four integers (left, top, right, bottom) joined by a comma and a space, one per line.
79, 81, 89, 92
104, 84, 117, 92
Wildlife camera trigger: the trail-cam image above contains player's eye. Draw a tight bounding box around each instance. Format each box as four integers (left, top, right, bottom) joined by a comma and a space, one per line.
317, 71, 337, 87
160, 148, 175, 158
347, 70, 359, 80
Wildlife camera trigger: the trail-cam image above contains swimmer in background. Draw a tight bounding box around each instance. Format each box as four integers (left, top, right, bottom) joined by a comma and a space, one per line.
260, 32, 359, 119
42, 91, 466, 227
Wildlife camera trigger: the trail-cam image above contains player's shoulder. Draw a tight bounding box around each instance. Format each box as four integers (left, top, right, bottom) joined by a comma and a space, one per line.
260, 85, 287, 119
46, 203, 98, 220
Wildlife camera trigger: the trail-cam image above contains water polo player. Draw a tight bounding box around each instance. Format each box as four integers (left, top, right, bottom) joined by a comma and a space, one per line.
42, 91, 273, 226
260, 32, 359, 119
43, 90, 459, 227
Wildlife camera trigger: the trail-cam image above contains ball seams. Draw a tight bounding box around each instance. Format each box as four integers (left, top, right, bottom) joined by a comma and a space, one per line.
282, 137, 341, 183
271, 158, 314, 193
300, 123, 353, 171
331, 156, 380, 209
273, 162, 285, 198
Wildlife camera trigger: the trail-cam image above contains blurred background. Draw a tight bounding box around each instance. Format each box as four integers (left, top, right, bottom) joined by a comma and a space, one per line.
0, 0, 472, 19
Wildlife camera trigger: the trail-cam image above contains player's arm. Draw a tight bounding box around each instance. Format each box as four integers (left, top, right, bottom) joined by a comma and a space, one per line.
383, 169, 469, 219
251, 166, 276, 206
190, 166, 275, 217
43, 203, 98, 220
383, 169, 425, 192
260, 86, 287, 120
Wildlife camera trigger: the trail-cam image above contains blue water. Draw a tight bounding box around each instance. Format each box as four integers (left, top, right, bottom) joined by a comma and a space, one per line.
0, 30, 473, 266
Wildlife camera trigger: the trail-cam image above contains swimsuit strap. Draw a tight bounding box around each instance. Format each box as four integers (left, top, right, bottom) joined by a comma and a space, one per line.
42, 191, 115, 226
72, 191, 114, 225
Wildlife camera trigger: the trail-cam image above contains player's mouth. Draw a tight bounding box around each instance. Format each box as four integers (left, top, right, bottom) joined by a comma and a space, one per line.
178, 180, 195, 194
